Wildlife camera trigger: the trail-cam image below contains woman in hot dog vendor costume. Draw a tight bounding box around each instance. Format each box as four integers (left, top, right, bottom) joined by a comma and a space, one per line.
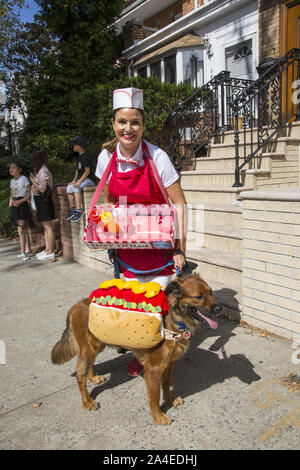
96, 87, 187, 376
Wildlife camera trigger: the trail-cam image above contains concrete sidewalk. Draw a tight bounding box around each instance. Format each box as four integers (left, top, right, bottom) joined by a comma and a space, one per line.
0, 238, 299, 450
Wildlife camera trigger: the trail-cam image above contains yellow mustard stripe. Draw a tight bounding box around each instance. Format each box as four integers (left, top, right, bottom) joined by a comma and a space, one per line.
99, 279, 161, 298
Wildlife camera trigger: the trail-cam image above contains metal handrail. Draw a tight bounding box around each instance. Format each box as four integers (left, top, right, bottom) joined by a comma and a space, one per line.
168, 71, 254, 170
231, 48, 300, 187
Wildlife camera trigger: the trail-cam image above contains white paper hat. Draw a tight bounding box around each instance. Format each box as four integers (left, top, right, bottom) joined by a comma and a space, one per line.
113, 88, 144, 110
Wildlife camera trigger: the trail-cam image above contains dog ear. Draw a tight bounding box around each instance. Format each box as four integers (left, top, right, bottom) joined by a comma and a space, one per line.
165, 279, 184, 308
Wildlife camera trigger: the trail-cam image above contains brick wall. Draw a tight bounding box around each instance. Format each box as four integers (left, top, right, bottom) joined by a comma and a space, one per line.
183, 0, 195, 16
241, 187, 300, 339
54, 186, 112, 275
144, 1, 182, 30
258, 0, 281, 62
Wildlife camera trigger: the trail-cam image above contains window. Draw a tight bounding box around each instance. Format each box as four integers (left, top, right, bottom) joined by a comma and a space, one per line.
150, 60, 161, 80
137, 66, 147, 78
225, 39, 253, 80
183, 49, 204, 87
234, 45, 252, 61
164, 54, 176, 84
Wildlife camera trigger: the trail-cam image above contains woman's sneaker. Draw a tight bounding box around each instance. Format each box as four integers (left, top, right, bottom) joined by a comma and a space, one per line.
36, 250, 46, 258
71, 210, 84, 223
20, 253, 30, 261
37, 252, 55, 261
65, 208, 76, 221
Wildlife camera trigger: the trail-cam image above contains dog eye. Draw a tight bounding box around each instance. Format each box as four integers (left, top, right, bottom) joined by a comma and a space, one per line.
197, 294, 203, 299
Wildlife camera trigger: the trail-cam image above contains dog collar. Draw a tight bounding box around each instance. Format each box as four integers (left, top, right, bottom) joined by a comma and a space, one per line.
164, 322, 191, 341
175, 321, 191, 339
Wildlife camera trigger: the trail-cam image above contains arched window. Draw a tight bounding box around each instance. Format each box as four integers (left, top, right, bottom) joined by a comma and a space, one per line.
234, 45, 252, 61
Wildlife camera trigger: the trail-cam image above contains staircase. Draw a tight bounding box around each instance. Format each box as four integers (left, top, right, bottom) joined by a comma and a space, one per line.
168, 48, 300, 320
180, 122, 300, 320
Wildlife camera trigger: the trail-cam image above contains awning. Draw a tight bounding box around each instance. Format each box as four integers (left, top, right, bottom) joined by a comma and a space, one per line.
133, 34, 203, 67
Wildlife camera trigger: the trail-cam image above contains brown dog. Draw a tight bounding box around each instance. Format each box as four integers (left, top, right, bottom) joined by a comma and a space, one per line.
51, 274, 222, 425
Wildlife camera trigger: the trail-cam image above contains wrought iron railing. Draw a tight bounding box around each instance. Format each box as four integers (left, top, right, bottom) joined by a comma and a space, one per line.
231, 48, 300, 187
168, 71, 254, 170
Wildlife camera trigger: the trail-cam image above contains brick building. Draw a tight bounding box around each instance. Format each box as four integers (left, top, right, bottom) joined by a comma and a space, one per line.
117, 0, 259, 84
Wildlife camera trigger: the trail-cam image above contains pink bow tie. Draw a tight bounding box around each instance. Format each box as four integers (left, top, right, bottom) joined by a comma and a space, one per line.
117, 157, 140, 167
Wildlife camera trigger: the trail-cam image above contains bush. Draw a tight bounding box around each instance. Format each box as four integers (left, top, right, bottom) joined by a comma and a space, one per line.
0, 180, 17, 237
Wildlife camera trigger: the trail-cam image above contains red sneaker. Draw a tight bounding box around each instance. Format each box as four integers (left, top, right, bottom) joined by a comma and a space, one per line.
127, 357, 144, 377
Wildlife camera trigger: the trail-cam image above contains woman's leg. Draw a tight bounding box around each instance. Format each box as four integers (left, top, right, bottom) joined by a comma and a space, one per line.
17, 220, 26, 254
42, 221, 55, 254
24, 222, 31, 253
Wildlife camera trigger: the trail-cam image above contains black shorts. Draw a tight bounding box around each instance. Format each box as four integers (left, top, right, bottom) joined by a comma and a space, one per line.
34, 195, 55, 222
10, 198, 30, 224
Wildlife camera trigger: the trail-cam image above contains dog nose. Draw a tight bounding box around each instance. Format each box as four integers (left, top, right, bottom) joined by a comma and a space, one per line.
212, 304, 222, 314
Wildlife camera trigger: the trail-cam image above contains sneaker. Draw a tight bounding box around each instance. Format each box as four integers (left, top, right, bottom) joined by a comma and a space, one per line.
20, 253, 30, 261
36, 250, 46, 258
65, 208, 76, 221
37, 252, 55, 261
127, 357, 144, 377
71, 210, 84, 223
25, 251, 33, 257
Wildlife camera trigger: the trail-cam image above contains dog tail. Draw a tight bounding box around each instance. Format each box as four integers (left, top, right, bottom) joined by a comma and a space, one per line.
51, 327, 78, 365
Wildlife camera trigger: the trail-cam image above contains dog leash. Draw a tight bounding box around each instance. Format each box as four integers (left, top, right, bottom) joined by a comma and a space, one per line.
108, 250, 181, 278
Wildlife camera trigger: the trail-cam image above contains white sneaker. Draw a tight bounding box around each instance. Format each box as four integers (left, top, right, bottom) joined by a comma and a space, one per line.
37, 252, 55, 261
20, 254, 30, 261
36, 250, 46, 258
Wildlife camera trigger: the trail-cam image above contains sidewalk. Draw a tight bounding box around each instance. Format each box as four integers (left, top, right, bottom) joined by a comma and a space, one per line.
0, 237, 299, 450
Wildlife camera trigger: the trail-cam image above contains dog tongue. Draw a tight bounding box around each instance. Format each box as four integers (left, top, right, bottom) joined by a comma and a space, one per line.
203, 315, 218, 330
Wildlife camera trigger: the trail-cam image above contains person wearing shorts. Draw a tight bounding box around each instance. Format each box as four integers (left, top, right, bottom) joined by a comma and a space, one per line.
9, 161, 32, 261
66, 135, 97, 222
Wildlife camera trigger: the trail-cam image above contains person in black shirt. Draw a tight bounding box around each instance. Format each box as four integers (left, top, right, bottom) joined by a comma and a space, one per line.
66, 135, 96, 222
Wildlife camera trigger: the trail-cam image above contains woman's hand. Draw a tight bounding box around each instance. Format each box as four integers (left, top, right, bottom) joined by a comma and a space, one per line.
12, 199, 21, 208
73, 180, 81, 188
173, 252, 186, 274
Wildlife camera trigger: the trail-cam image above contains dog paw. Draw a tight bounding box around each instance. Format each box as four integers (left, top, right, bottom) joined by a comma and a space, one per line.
164, 394, 183, 407
89, 374, 105, 385
172, 396, 183, 407
153, 412, 172, 426
82, 399, 99, 411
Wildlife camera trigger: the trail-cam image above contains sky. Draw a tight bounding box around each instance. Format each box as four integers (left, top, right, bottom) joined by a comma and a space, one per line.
20, 0, 40, 23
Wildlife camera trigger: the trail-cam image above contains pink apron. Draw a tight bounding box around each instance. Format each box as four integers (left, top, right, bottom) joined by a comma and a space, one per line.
108, 143, 174, 278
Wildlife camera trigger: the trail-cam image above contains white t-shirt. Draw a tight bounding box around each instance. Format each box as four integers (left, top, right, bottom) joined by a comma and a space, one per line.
95, 140, 179, 188
10, 175, 30, 198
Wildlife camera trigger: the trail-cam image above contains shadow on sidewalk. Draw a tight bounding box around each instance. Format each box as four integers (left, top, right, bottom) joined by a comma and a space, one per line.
75, 318, 260, 408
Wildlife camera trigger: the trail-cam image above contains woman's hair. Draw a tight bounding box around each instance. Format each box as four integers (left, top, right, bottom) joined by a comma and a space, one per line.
102, 137, 118, 154
112, 108, 145, 124
32, 148, 49, 173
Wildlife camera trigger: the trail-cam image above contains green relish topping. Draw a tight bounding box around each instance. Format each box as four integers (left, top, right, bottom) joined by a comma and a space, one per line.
91, 295, 162, 314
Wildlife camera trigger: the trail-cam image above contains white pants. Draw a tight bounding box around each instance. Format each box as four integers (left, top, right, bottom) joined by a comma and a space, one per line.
123, 274, 172, 289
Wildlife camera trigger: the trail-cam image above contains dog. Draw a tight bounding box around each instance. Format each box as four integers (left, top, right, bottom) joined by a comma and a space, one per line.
51, 273, 222, 425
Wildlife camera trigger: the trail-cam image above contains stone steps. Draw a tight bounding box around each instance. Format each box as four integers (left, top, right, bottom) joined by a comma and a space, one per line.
182, 185, 253, 204
181, 168, 271, 187
186, 247, 242, 289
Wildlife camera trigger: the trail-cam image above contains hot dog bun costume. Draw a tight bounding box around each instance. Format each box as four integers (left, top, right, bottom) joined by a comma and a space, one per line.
89, 279, 169, 349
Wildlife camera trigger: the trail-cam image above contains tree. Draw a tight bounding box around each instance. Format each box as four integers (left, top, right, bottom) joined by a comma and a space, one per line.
22, 0, 125, 141
0, 0, 24, 79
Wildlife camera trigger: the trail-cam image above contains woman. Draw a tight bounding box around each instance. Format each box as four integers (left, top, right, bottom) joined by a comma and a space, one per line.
96, 88, 187, 376
30, 149, 56, 261
9, 161, 32, 260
